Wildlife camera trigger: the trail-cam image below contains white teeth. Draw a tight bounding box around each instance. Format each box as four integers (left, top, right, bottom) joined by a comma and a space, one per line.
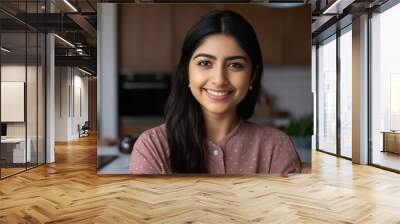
206, 89, 229, 96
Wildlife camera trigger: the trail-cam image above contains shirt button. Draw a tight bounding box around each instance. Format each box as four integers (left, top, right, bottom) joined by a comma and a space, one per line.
213, 149, 219, 156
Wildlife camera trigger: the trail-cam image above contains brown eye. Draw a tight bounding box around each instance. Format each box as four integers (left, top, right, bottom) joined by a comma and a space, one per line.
228, 62, 244, 70
198, 60, 211, 67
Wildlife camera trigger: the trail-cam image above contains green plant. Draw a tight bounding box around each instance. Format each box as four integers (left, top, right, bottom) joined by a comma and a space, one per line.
285, 115, 313, 137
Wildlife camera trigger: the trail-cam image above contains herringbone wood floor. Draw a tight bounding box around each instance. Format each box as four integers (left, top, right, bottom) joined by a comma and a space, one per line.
1, 134, 400, 223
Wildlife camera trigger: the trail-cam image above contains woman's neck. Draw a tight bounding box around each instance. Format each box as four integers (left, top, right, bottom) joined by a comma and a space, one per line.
203, 110, 240, 144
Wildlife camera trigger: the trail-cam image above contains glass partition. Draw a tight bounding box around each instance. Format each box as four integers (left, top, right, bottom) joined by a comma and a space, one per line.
0, 1, 46, 179
1, 30, 28, 177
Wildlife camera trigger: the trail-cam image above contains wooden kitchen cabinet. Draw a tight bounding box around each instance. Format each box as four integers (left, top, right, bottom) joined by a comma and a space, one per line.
119, 4, 311, 72
119, 4, 174, 72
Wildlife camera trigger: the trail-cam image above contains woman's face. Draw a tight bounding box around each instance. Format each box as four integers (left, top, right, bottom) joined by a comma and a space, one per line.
188, 33, 253, 117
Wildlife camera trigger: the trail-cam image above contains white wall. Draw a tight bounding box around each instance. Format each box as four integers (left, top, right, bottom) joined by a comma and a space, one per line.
1, 65, 26, 131
72, 72, 89, 138
2, 63, 46, 163
1, 65, 38, 137
1, 82, 25, 122
55, 67, 68, 141
1, 65, 26, 81
75, 73, 89, 122
55, 67, 89, 141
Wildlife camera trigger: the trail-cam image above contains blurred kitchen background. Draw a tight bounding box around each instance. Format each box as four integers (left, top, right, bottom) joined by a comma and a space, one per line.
97, 3, 312, 174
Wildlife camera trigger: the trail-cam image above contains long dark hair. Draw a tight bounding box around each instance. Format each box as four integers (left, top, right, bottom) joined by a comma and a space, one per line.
165, 10, 263, 173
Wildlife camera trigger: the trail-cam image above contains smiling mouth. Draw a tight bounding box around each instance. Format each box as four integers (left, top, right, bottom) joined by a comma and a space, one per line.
203, 88, 234, 100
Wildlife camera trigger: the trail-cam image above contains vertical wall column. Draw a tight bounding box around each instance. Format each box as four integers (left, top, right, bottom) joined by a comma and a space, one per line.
45, 1, 56, 163
352, 14, 369, 164
46, 33, 55, 163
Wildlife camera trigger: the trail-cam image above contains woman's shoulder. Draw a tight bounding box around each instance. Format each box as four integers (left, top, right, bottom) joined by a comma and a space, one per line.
133, 123, 169, 154
130, 123, 170, 174
134, 123, 168, 147
139, 123, 167, 138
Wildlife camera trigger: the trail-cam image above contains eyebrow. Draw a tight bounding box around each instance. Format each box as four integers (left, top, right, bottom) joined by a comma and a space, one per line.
192, 53, 248, 62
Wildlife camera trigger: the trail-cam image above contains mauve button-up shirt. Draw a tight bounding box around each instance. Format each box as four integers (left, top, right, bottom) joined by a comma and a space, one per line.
129, 119, 302, 174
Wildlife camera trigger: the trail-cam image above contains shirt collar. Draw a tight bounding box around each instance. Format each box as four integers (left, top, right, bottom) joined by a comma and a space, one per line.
207, 117, 244, 148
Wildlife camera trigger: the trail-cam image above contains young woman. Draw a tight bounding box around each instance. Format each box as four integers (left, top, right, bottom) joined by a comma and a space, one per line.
129, 10, 302, 174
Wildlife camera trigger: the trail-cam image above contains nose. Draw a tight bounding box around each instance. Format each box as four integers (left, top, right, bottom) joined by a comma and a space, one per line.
211, 65, 229, 86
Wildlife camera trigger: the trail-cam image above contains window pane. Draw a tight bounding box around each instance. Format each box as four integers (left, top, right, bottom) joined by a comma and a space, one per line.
371, 3, 400, 171
340, 29, 352, 158
318, 37, 337, 154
